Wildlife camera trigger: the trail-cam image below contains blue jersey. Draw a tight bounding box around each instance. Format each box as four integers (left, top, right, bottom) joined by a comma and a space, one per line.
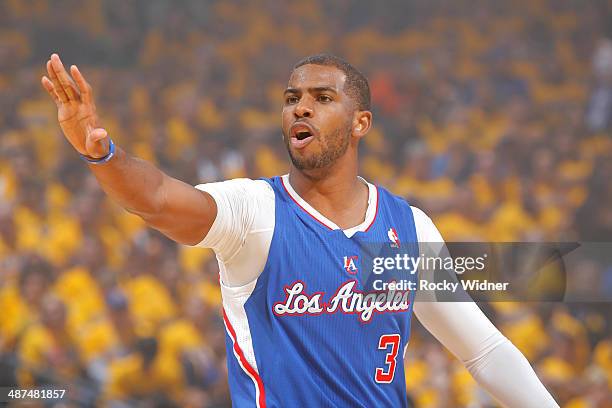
221, 176, 419, 407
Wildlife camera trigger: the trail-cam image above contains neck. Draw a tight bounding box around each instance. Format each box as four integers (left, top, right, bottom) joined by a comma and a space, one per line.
288, 151, 369, 229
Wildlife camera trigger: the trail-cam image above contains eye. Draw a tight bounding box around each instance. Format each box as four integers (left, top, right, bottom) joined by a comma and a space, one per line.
318, 95, 332, 103
286, 95, 299, 104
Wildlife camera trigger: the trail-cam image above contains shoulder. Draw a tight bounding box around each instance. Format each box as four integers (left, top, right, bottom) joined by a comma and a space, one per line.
194, 178, 275, 215
374, 186, 432, 226
195, 178, 274, 199
410, 205, 444, 244
410, 206, 432, 226
376, 185, 422, 214
368, 185, 442, 242
192, 178, 275, 252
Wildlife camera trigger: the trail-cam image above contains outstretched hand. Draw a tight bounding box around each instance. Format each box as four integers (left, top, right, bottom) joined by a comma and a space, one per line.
41, 53, 110, 159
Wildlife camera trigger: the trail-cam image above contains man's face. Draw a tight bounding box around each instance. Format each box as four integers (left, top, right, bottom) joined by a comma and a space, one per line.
41, 296, 66, 331
282, 64, 355, 172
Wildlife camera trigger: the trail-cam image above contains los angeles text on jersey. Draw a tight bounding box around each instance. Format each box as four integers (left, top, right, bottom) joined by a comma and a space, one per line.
273, 280, 411, 323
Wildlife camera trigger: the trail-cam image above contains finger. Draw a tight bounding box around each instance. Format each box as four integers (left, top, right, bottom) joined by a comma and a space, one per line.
85, 128, 110, 158
47, 59, 68, 103
89, 128, 108, 143
41, 76, 60, 105
51, 55, 80, 102
50, 54, 80, 102
70, 65, 92, 105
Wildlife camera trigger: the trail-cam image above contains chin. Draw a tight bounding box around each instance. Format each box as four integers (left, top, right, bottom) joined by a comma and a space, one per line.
291, 155, 337, 176
290, 157, 318, 172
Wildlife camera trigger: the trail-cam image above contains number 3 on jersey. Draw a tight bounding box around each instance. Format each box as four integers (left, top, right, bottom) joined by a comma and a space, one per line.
375, 334, 400, 383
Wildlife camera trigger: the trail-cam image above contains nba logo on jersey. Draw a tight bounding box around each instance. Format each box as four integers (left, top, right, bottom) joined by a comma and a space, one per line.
388, 227, 401, 248
343, 255, 358, 274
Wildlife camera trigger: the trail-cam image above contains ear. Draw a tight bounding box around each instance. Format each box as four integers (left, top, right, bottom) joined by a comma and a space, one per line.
352, 110, 372, 139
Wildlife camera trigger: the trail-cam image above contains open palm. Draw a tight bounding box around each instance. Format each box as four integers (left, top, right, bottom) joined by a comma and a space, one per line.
41, 54, 109, 158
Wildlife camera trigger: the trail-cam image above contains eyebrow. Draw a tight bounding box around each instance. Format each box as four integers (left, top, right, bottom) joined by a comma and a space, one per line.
284, 86, 339, 95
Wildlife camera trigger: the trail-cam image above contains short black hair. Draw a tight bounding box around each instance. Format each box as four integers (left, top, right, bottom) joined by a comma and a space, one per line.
293, 54, 371, 111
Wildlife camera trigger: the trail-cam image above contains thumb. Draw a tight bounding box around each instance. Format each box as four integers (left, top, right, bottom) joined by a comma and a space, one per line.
85, 128, 110, 158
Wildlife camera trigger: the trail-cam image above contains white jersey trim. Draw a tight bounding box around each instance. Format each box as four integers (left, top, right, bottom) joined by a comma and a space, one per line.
221, 278, 266, 407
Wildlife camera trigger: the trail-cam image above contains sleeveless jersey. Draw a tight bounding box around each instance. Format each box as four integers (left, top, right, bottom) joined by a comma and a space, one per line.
220, 176, 419, 407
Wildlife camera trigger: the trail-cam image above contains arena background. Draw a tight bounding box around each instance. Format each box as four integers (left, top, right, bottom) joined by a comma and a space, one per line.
1, 0, 611, 406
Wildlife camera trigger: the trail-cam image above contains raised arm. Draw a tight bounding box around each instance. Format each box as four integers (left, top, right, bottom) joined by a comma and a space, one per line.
41, 53, 215, 245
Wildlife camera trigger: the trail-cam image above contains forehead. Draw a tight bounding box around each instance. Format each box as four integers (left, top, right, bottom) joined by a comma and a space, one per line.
287, 64, 347, 91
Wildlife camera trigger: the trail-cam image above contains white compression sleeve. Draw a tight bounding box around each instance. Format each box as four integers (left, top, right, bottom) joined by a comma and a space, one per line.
412, 208, 558, 407
414, 297, 559, 408
194, 178, 274, 287
465, 339, 559, 408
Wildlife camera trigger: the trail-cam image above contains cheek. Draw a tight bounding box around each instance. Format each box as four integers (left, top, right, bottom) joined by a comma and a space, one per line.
322, 110, 352, 137
282, 107, 293, 123
327, 106, 351, 125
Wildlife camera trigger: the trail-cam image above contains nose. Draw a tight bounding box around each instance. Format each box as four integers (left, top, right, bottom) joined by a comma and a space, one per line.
294, 97, 313, 118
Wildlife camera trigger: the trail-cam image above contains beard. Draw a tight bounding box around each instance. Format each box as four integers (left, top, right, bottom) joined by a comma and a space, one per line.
284, 122, 352, 172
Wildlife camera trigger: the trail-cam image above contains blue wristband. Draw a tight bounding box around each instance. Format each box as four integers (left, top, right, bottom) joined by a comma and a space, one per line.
80, 138, 115, 164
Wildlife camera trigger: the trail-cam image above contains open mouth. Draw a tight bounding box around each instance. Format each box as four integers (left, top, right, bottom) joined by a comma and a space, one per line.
290, 123, 316, 149
295, 130, 312, 140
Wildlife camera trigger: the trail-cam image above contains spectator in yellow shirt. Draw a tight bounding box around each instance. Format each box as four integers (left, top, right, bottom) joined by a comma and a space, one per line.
18, 294, 82, 386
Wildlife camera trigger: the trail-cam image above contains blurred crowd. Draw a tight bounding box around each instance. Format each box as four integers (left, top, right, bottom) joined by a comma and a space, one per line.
0, 0, 611, 407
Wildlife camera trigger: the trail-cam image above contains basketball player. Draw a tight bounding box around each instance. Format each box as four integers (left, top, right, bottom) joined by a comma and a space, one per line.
42, 53, 558, 407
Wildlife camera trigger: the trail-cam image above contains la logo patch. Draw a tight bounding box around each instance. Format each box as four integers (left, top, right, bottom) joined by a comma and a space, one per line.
387, 227, 401, 248
343, 256, 358, 275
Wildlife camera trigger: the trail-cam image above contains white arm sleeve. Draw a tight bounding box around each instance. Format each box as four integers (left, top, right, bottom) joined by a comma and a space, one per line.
194, 178, 275, 287
412, 207, 559, 408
